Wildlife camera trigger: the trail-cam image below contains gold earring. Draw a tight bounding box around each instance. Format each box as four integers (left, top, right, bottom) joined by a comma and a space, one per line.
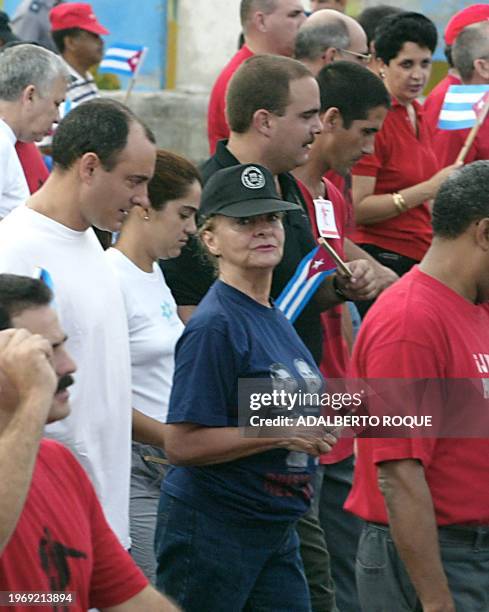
143, 214, 150, 221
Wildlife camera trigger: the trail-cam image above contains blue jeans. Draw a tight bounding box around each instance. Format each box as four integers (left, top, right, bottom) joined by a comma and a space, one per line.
357, 522, 489, 611
155, 492, 311, 612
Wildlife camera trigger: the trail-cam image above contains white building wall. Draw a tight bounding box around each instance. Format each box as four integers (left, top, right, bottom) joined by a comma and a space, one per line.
175, 0, 315, 92
176, 0, 242, 92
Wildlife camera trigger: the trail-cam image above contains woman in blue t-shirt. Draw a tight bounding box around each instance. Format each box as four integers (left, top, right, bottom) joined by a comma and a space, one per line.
155, 163, 336, 612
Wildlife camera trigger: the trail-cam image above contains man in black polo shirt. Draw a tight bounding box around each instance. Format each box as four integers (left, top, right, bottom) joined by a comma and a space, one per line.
162, 54, 375, 365
161, 54, 376, 612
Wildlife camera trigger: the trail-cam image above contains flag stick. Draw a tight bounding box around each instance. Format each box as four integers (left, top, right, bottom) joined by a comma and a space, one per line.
456, 96, 489, 164
123, 47, 148, 105
318, 237, 352, 278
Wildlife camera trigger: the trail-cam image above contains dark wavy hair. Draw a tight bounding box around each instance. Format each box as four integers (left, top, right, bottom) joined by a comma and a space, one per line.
374, 12, 437, 64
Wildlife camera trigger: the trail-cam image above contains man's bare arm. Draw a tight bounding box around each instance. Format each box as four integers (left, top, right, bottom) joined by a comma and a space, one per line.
378, 459, 455, 612
0, 329, 57, 553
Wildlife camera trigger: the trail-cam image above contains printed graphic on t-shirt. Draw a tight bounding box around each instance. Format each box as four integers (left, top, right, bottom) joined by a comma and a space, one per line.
160, 301, 174, 320
294, 358, 322, 393
39, 526, 87, 610
269, 363, 298, 395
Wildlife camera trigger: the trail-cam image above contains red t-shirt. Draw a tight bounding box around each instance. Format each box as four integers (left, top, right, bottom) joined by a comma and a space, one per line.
423, 73, 461, 136
207, 45, 254, 155
297, 177, 353, 464
431, 118, 489, 167
15, 142, 49, 194
351, 99, 439, 261
0, 440, 148, 610
345, 267, 489, 525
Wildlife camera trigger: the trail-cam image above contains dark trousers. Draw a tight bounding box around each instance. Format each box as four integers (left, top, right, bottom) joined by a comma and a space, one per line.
313, 457, 363, 612
356, 522, 489, 611
297, 507, 338, 612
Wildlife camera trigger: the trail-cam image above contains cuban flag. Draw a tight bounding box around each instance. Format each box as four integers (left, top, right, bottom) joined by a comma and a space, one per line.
99, 43, 147, 76
438, 85, 489, 130
276, 246, 335, 323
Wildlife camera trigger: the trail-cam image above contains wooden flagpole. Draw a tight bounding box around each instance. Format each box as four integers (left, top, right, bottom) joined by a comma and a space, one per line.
456, 94, 489, 164
318, 237, 352, 278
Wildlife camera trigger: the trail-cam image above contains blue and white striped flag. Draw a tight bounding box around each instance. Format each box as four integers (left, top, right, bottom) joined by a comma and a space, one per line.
438, 85, 489, 130
99, 43, 147, 76
276, 246, 335, 323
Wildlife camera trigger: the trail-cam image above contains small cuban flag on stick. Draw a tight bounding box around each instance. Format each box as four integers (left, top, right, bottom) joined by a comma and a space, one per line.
99, 43, 148, 103
438, 84, 489, 164
276, 241, 342, 323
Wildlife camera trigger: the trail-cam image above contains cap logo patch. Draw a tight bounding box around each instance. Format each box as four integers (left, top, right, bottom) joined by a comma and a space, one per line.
241, 166, 265, 189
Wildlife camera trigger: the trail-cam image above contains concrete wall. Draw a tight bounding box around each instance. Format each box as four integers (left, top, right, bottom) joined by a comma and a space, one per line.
175, 0, 314, 92
175, 0, 242, 92
106, 90, 210, 164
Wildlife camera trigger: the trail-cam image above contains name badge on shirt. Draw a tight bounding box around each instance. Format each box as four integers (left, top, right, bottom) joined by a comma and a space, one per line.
313, 197, 340, 239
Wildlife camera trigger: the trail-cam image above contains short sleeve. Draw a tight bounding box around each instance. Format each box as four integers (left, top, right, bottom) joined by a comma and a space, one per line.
372, 437, 437, 470
167, 322, 241, 426
160, 237, 216, 306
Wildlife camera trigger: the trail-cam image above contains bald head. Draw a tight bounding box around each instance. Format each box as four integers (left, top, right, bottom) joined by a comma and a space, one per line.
295, 9, 368, 75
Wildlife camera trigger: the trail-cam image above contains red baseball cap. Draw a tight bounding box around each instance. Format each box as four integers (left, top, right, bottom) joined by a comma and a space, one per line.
445, 4, 489, 46
49, 3, 109, 35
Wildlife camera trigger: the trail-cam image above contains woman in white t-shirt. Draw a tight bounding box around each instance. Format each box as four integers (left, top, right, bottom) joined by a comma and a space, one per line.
105, 150, 201, 582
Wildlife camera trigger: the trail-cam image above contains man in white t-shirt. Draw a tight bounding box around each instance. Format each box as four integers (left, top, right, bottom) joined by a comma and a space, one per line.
0, 98, 156, 548
0, 43, 69, 218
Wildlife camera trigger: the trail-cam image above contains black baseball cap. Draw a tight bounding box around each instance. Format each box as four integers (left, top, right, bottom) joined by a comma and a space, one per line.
0, 12, 18, 45
199, 164, 301, 219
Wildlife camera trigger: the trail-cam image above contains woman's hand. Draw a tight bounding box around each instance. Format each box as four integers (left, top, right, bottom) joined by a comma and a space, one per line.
278, 432, 337, 456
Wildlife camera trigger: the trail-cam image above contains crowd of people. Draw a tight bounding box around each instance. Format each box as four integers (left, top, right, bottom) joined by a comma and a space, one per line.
0, 1, 488, 611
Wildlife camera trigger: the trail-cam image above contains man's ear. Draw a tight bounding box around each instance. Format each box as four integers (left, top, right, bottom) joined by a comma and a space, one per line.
79, 152, 101, 183
252, 11, 267, 33
252, 108, 274, 136
473, 58, 489, 82
475, 217, 489, 251
63, 33, 78, 53
21, 84, 36, 105
322, 47, 337, 65
322, 107, 341, 132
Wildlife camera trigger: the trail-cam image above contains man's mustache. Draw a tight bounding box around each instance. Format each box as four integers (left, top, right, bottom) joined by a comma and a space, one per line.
56, 374, 74, 394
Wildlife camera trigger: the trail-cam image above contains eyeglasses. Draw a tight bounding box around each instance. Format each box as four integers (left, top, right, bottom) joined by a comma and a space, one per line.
336, 48, 372, 64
